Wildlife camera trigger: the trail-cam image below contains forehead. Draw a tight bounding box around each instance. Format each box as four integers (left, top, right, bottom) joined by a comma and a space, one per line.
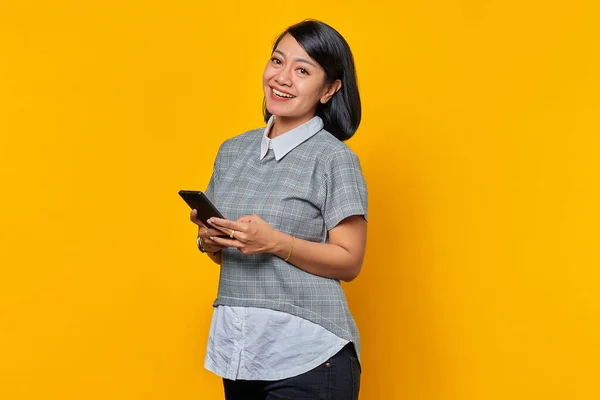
273, 34, 311, 59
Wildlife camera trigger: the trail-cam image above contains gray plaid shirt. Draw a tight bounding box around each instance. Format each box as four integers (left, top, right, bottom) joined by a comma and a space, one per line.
205, 116, 368, 355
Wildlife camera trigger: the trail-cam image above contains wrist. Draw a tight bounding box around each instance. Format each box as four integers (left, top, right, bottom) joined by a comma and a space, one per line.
271, 231, 290, 259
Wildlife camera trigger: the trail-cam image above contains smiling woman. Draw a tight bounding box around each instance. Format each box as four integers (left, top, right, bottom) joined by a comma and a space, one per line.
187, 19, 367, 400
262, 22, 361, 141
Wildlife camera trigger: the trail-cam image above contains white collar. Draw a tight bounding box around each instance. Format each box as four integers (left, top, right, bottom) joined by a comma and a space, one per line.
260, 115, 324, 161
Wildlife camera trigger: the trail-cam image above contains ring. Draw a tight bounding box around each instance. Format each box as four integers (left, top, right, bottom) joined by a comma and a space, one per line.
230, 230, 235, 239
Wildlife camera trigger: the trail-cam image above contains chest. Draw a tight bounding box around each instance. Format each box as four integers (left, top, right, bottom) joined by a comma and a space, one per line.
213, 149, 326, 241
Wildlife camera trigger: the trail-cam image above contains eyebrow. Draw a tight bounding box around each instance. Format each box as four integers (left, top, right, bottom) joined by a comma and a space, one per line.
274, 50, 316, 67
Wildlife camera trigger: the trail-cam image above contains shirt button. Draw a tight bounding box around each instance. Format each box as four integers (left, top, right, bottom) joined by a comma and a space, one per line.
325, 362, 331, 368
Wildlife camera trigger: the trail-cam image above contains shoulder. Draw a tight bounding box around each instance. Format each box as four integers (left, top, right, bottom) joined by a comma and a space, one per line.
217, 127, 264, 156
308, 129, 362, 167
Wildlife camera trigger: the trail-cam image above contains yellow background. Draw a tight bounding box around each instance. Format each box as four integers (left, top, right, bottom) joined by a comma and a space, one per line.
1, 0, 599, 399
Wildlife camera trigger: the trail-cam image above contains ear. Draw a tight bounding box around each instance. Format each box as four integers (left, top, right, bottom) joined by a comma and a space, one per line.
320, 80, 342, 104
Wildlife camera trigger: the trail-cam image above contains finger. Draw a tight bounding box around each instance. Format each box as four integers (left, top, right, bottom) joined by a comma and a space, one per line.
210, 235, 241, 248
237, 215, 254, 223
197, 226, 209, 239
190, 209, 208, 227
208, 217, 246, 232
195, 223, 210, 234
207, 227, 225, 237
198, 231, 226, 251
206, 225, 233, 237
204, 229, 229, 241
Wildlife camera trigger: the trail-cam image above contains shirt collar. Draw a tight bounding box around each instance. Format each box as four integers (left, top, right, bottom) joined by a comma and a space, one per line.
260, 115, 324, 161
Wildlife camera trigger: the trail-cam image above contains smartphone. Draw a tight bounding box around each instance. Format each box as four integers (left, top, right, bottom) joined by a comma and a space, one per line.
178, 190, 225, 226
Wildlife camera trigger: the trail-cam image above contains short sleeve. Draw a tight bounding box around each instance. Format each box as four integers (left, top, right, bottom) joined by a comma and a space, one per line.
322, 149, 368, 231
204, 147, 221, 203
204, 174, 216, 203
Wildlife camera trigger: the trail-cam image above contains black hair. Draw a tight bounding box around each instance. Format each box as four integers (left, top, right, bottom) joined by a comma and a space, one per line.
263, 20, 361, 141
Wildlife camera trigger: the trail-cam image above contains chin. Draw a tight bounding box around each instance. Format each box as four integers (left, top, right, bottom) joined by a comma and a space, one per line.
266, 104, 288, 117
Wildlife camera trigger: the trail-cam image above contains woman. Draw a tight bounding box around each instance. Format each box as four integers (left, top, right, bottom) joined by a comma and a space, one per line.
190, 19, 367, 400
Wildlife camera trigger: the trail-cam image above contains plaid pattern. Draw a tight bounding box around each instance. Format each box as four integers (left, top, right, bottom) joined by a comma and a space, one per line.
204, 127, 368, 354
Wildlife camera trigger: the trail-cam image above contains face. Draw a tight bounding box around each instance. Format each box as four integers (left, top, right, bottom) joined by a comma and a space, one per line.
263, 34, 341, 125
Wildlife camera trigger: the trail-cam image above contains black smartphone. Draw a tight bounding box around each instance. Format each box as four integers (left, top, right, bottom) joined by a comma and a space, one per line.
178, 190, 225, 226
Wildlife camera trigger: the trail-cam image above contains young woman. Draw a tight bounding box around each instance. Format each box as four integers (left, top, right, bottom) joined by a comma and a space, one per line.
190, 19, 367, 400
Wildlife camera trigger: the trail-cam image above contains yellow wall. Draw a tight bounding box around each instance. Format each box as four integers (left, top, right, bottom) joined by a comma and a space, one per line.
1, 1, 599, 398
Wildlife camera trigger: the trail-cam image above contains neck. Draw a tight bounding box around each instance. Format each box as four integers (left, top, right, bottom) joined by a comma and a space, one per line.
269, 115, 315, 139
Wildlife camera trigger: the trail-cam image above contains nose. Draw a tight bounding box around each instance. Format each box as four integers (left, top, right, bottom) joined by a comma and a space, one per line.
274, 68, 292, 86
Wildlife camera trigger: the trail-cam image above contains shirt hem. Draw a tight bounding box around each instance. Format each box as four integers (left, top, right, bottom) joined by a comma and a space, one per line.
205, 339, 349, 381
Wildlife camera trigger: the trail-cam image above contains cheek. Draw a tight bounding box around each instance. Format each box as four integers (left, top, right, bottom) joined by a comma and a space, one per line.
262, 67, 271, 86
297, 80, 323, 102
262, 70, 273, 96
263, 65, 278, 83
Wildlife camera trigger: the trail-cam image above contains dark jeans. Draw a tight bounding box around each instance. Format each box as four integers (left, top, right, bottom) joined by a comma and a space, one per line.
223, 343, 361, 400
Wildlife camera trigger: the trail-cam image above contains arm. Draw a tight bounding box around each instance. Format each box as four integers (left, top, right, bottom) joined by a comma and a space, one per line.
275, 215, 367, 281
207, 214, 367, 282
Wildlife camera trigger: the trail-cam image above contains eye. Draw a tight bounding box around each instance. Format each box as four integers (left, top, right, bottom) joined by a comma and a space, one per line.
297, 67, 309, 75
270, 57, 282, 65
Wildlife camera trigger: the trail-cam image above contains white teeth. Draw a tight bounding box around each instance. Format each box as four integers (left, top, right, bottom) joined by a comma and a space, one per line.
272, 88, 294, 98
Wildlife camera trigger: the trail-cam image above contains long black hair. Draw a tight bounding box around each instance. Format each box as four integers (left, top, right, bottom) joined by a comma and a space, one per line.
263, 20, 361, 141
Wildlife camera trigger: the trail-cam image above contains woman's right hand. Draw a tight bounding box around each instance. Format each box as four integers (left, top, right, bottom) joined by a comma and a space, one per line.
190, 209, 227, 253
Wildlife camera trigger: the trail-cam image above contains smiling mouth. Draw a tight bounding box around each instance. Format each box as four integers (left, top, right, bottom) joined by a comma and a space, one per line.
272, 88, 295, 99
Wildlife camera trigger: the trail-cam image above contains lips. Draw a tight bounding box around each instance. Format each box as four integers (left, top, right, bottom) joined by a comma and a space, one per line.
271, 87, 295, 99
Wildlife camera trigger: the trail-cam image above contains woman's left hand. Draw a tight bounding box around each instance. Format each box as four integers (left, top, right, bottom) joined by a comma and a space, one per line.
207, 214, 280, 255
